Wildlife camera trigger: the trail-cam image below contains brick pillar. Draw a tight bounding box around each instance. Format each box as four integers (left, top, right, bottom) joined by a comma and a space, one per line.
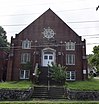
82, 39, 88, 80
6, 56, 13, 81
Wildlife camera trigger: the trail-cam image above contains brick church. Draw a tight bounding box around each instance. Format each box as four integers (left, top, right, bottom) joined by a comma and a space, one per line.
6, 9, 88, 82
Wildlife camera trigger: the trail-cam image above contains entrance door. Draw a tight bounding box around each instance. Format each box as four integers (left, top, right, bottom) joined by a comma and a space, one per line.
43, 52, 54, 66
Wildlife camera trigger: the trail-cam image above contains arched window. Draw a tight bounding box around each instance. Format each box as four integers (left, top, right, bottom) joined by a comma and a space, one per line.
22, 39, 31, 49
66, 41, 75, 50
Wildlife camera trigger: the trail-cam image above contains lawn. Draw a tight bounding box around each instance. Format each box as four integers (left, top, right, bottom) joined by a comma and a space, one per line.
0, 80, 32, 89
0, 100, 99, 104
67, 79, 99, 91
0, 79, 99, 90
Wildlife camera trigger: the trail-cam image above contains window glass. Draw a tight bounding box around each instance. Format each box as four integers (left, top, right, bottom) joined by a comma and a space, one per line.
44, 56, 48, 59
20, 70, 30, 79
71, 71, 75, 79
20, 70, 24, 79
25, 70, 30, 79
21, 53, 30, 64
66, 42, 75, 50
66, 71, 76, 80
49, 56, 53, 60
66, 54, 75, 65
66, 72, 70, 79
22, 39, 31, 49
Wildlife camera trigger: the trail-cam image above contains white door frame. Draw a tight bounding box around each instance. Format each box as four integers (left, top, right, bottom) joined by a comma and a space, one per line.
41, 48, 56, 67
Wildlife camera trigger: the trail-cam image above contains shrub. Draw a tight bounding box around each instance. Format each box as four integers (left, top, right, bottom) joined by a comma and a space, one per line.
49, 63, 67, 84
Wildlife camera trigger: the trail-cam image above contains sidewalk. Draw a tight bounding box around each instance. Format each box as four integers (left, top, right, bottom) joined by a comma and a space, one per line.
94, 77, 99, 79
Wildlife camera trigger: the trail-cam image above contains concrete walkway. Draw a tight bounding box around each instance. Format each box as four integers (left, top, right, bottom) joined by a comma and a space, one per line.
94, 77, 99, 79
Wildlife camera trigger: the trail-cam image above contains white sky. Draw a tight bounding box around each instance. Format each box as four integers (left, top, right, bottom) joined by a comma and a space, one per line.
0, 0, 99, 54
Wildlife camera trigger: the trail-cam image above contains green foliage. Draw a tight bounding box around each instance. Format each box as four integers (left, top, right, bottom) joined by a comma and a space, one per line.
88, 74, 94, 80
49, 63, 67, 83
21, 62, 32, 70
93, 46, 99, 54
0, 101, 99, 104
0, 26, 9, 52
0, 80, 32, 89
88, 45, 99, 71
0, 100, 99, 104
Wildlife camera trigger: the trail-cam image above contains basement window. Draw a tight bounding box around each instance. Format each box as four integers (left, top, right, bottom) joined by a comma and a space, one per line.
20, 70, 30, 79
66, 71, 76, 81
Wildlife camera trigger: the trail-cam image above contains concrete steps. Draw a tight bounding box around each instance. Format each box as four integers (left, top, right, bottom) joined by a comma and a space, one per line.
32, 86, 49, 98
32, 86, 66, 99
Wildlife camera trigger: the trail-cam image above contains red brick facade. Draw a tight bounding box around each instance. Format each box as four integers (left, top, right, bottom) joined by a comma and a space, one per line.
0, 51, 8, 81
7, 9, 88, 81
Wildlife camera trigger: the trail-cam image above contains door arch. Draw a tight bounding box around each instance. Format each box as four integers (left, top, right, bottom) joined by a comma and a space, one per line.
42, 48, 56, 67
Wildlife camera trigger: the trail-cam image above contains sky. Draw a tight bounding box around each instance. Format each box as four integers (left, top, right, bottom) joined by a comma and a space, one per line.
0, 0, 99, 54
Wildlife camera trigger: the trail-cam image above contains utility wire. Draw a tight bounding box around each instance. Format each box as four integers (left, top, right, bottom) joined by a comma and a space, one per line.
2, 24, 27, 27
86, 37, 99, 39
73, 26, 99, 29
67, 20, 99, 23
0, 7, 94, 17
82, 34, 99, 37
2, 20, 99, 27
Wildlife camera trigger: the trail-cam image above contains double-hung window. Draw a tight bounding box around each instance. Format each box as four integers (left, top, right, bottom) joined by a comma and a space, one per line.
21, 53, 30, 64
66, 54, 75, 65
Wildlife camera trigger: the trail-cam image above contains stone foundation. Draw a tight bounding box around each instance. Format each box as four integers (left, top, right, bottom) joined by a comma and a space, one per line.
68, 90, 99, 100
0, 87, 99, 101
0, 88, 33, 101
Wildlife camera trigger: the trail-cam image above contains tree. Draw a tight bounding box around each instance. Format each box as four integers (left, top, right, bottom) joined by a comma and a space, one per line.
0, 26, 9, 51
88, 45, 99, 71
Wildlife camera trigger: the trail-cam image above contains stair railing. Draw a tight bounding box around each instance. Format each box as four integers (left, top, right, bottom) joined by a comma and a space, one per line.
33, 63, 39, 83
33, 63, 38, 76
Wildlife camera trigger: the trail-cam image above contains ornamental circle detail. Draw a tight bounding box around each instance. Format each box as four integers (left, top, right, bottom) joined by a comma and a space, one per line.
42, 27, 55, 39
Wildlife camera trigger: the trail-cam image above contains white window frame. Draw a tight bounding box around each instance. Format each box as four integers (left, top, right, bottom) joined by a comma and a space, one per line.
66, 54, 75, 65
66, 71, 76, 81
20, 70, 30, 79
66, 41, 75, 50
21, 53, 30, 64
22, 39, 31, 49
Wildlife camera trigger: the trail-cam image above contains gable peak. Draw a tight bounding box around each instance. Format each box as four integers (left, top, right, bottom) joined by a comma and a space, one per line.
46, 8, 54, 12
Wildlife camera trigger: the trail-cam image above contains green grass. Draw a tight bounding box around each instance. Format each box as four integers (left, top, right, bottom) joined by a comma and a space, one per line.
0, 100, 99, 104
67, 79, 99, 91
0, 79, 99, 91
0, 80, 32, 89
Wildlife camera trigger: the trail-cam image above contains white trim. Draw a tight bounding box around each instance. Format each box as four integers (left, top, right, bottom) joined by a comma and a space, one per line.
41, 48, 56, 66
22, 39, 31, 49
66, 41, 75, 51
66, 54, 75, 65
21, 53, 31, 64
20, 70, 30, 79
66, 71, 76, 81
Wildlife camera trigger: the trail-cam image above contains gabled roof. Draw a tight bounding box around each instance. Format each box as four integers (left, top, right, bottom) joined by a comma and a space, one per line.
17, 8, 79, 38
